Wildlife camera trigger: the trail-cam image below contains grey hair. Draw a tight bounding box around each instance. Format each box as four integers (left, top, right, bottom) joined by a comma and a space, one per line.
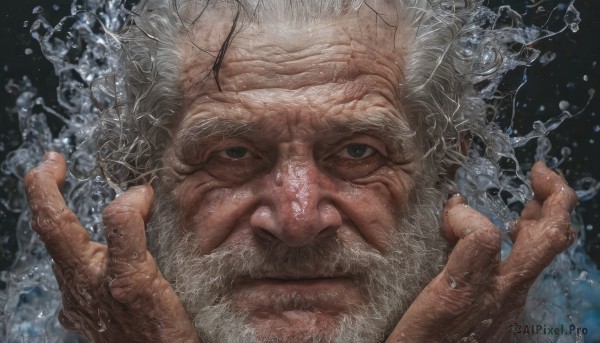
95, 0, 499, 188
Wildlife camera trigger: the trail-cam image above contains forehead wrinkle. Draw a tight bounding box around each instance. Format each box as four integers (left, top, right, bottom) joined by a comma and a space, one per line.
178, 9, 409, 97
175, 78, 410, 148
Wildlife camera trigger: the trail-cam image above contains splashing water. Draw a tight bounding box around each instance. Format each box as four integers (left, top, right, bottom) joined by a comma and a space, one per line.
0, 0, 599, 342
1, 1, 125, 341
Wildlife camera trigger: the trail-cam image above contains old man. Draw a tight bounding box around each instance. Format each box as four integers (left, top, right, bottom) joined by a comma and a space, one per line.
24, 0, 577, 342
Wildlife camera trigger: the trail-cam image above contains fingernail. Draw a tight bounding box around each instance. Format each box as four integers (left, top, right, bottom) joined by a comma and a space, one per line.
449, 193, 467, 201
43, 151, 58, 162
448, 193, 461, 200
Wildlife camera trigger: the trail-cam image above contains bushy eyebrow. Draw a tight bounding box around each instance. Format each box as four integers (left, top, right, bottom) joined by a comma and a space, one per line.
174, 117, 257, 157
174, 111, 415, 155
322, 112, 416, 153
178, 117, 257, 143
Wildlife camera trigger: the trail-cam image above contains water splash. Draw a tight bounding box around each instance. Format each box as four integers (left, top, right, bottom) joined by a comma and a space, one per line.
0, 0, 598, 342
0, 1, 125, 341
449, 1, 600, 341
564, 3, 581, 33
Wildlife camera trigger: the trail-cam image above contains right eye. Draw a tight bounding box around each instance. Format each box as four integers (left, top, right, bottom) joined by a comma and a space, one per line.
204, 144, 269, 183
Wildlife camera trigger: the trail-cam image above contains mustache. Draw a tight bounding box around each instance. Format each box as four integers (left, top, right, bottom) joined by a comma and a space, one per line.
173, 233, 395, 291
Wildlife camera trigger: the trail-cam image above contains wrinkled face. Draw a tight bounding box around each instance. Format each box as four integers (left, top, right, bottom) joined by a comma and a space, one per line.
156, 4, 445, 343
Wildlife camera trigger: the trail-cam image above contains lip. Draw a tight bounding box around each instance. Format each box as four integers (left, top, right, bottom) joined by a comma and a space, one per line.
232, 276, 362, 314
238, 276, 355, 294
257, 276, 352, 284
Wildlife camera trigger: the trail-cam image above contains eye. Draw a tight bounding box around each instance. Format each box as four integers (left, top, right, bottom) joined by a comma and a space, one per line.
219, 147, 250, 159
204, 145, 269, 183
321, 140, 387, 180
338, 143, 376, 159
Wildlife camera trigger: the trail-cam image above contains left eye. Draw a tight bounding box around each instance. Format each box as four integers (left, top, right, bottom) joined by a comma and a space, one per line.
219, 147, 249, 159
338, 143, 376, 159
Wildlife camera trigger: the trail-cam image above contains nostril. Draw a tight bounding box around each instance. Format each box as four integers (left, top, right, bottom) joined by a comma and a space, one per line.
254, 227, 278, 242
315, 226, 339, 240
250, 205, 279, 242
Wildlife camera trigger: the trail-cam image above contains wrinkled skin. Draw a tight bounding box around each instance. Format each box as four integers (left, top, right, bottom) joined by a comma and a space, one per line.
24, 153, 198, 343
24, 5, 577, 343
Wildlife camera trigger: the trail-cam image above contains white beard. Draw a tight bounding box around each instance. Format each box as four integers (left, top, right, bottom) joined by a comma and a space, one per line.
147, 184, 448, 343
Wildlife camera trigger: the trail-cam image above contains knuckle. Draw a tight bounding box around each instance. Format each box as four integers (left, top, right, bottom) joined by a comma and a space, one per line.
103, 204, 142, 229
513, 260, 545, 284
436, 274, 478, 313
23, 167, 47, 188
471, 222, 502, 253
31, 203, 76, 235
109, 269, 155, 305
545, 222, 575, 253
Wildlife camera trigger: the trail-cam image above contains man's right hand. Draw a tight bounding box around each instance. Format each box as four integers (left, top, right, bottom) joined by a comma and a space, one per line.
24, 152, 200, 343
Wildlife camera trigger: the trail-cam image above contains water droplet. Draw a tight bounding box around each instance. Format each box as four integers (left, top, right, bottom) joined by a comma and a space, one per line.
564, 4, 581, 33
583, 75, 589, 81
538, 105, 545, 112
586, 224, 594, 231
449, 275, 457, 288
52, 4, 60, 11
539, 51, 556, 66
32, 6, 44, 15
97, 320, 107, 332
22, 20, 29, 28
559, 100, 569, 111
24, 48, 33, 55
593, 125, 600, 133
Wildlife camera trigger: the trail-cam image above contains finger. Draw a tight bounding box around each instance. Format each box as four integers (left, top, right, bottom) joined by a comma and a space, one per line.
509, 199, 541, 242
531, 161, 578, 213
520, 199, 542, 220
388, 204, 502, 341
103, 184, 154, 269
24, 152, 90, 267
442, 204, 502, 289
509, 162, 573, 243
499, 161, 577, 285
509, 218, 536, 243
440, 194, 468, 244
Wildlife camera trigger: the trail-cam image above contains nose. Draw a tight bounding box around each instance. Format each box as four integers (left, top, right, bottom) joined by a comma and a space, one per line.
250, 159, 342, 247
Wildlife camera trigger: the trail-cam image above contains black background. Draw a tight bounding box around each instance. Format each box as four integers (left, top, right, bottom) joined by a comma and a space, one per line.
1, 0, 599, 269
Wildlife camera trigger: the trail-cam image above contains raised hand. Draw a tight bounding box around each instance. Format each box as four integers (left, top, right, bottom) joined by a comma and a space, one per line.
24, 152, 199, 343
387, 161, 578, 342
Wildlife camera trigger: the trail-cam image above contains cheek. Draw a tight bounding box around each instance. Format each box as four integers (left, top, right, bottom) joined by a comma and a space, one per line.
336, 168, 416, 250
172, 165, 417, 253
174, 173, 258, 252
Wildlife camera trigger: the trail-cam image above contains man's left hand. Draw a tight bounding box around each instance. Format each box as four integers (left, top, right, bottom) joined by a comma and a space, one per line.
387, 161, 577, 342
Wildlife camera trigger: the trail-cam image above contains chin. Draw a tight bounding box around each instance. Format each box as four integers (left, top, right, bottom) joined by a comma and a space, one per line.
250, 311, 341, 343
228, 278, 367, 342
